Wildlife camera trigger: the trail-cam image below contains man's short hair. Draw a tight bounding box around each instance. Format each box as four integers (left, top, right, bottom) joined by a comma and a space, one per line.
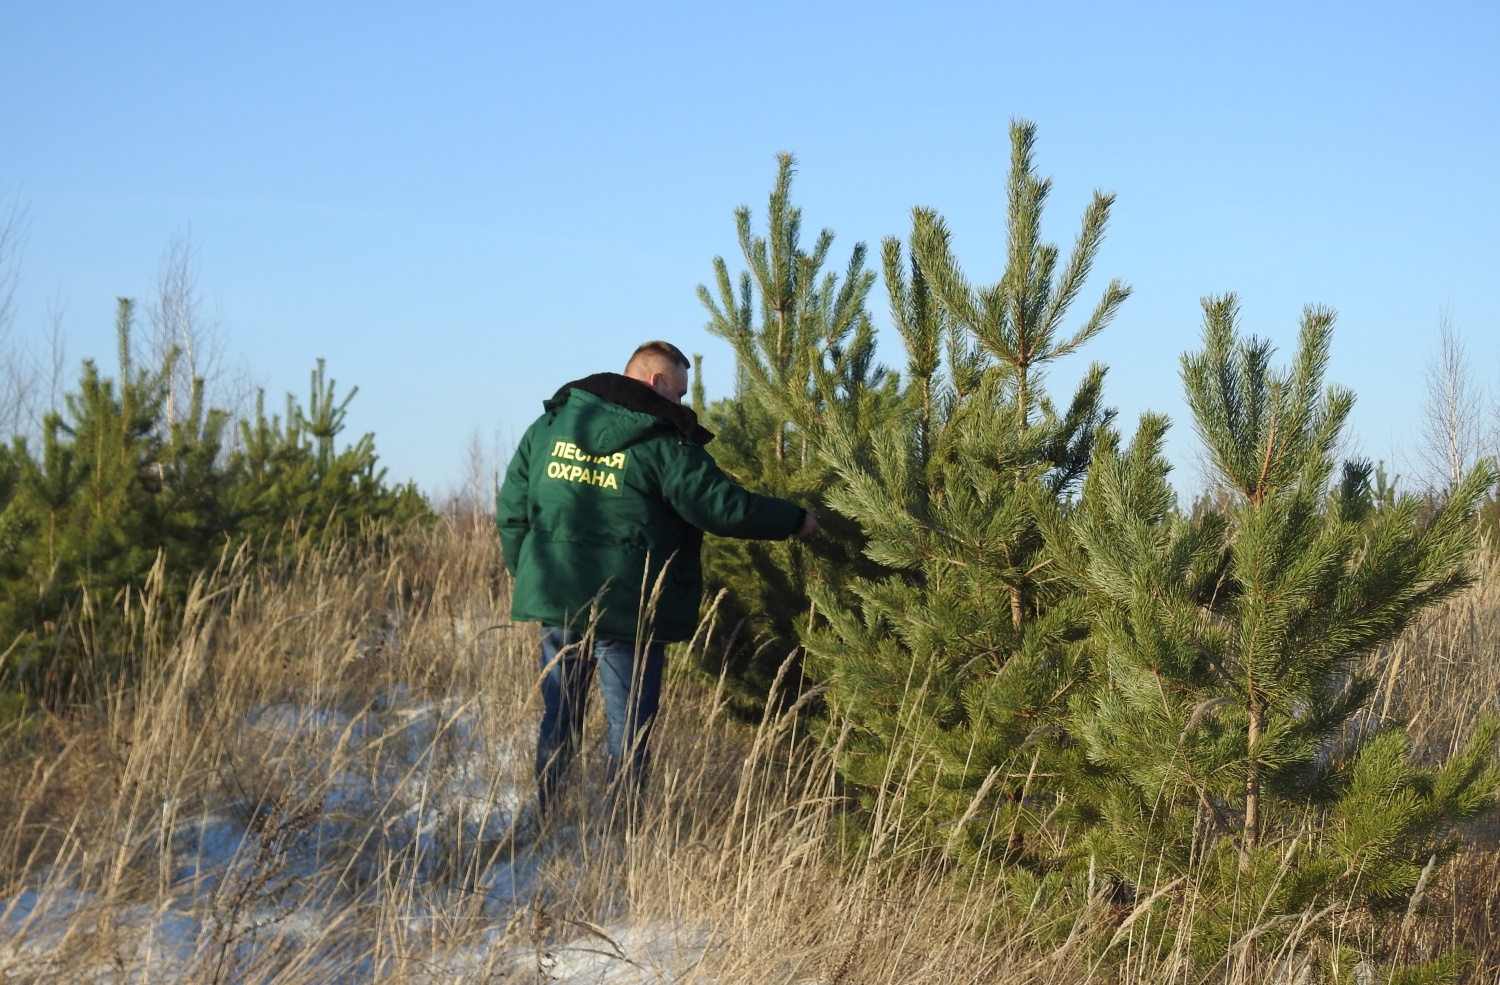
626, 341, 690, 374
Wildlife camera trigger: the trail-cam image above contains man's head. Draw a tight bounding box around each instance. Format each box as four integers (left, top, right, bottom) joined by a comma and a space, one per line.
624, 341, 690, 406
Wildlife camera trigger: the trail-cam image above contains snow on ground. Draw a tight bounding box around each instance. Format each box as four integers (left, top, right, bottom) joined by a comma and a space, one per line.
1, 883, 708, 983
531, 923, 712, 984
1, 887, 200, 981
0, 693, 709, 982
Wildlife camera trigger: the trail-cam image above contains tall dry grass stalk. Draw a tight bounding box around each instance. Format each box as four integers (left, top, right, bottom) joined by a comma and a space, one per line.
0, 523, 1496, 983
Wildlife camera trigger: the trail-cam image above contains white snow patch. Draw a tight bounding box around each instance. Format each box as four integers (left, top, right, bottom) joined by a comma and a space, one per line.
541, 921, 712, 983
0, 693, 705, 982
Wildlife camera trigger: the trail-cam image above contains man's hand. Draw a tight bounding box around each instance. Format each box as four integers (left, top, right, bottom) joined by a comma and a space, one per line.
795, 508, 821, 540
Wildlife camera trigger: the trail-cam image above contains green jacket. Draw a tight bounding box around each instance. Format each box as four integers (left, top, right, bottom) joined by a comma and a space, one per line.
496, 373, 804, 642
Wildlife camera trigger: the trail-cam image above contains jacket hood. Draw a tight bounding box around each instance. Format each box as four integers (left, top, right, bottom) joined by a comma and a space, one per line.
544, 373, 714, 455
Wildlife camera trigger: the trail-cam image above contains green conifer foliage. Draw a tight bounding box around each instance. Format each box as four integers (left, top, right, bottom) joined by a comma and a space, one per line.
695, 154, 897, 707
1063, 295, 1500, 969
226, 359, 427, 556
0, 302, 426, 709
0, 300, 230, 701
804, 121, 1129, 866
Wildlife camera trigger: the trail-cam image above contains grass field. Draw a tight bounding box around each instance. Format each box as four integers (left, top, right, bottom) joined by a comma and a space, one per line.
0, 520, 1496, 983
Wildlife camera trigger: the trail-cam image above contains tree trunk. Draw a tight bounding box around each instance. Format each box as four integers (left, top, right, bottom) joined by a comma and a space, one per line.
1243, 700, 1262, 865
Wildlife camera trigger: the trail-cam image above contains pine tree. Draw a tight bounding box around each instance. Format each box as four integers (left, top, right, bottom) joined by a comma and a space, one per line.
226, 359, 427, 557
695, 154, 897, 708
0, 300, 230, 701
1062, 295, 1500, 972
0, 302, 426, 711
804, 120, 1129, 867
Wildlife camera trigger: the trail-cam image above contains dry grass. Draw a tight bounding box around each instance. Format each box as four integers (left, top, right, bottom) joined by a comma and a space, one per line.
0, 523, 1496, 983
1360, 542, 1500, 981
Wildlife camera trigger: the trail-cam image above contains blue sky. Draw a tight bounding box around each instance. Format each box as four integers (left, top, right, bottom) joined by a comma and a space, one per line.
3, 1, 1497, 497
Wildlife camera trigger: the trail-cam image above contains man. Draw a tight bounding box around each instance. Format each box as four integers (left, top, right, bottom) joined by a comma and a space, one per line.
496, 341, 818, 820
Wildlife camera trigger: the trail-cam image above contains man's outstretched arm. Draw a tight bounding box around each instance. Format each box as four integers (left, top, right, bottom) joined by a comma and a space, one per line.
660, 444, 810, 541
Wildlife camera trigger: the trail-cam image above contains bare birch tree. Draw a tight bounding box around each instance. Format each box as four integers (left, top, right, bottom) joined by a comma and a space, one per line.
43, 296, 68, 419
445, 426, 503, 532
148, 230, 209, 424
146, 230, 255, 445
1417, 306, 1483, 493
1491, 356, 1500, 466
0, 190, 32, 438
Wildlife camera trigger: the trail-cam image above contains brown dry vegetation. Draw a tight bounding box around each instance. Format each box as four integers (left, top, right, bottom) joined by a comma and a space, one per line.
0, 521, 1496, 983
1358, 540, 1500, 980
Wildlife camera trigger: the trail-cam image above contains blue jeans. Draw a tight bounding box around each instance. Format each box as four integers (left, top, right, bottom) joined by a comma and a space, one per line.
535, 626, 665, 816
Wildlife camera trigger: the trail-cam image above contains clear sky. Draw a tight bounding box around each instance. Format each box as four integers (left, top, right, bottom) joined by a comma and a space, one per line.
3, 1, 1497, 498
